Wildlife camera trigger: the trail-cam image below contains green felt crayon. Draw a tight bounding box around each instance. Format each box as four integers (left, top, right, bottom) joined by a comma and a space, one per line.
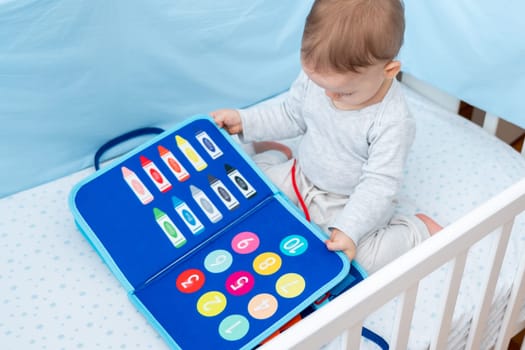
153, 207, 187, 248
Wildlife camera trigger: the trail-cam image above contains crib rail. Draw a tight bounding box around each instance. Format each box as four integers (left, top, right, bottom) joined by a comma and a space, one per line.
400, 73, 525, 155
260, 177, 525, 350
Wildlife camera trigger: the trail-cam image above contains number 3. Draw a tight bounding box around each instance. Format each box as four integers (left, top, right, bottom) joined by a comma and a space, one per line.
181, 274, 199, 289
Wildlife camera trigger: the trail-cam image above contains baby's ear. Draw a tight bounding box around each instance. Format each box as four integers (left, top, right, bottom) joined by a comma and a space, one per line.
384, 60, 401, 78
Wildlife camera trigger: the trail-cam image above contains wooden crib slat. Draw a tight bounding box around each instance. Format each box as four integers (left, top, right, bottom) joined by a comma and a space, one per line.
466, 220, 513, 349
430, 252, 468, 350
342, 324, 364, 350
483, 113, 499, 136
390, 284, 418, 349
495, 232, 525, 349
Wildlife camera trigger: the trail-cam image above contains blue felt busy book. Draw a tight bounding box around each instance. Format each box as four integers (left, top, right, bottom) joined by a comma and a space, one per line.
69, 115, 353, 350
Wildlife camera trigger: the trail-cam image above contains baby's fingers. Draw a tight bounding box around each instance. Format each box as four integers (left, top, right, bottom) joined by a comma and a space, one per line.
209, 112, 223, 125
325, 238, 355, 261
325, 239, 343, 251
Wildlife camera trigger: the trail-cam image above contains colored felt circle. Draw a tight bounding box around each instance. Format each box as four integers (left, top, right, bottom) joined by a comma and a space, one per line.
176, 269, 205, 294
247, 293, 278, 320
218, 314, 250, 341
280, 235, 308, 256
231, 231, 260, 254
252, 252, 282, 276
204, 249, 233, 273
275, 273, 305, 298
225, 271, 255, 296
197, 291, 227, 317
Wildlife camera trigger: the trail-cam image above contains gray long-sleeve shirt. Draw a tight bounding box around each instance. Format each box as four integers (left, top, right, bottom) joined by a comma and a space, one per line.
239, 70, 415, 244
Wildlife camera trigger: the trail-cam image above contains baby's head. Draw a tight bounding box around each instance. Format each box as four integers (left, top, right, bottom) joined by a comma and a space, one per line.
301, 0, 405, 73
301, 0, 405, 109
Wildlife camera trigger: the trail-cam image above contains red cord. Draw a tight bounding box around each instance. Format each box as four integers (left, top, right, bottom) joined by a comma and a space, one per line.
291, 159, 311, 222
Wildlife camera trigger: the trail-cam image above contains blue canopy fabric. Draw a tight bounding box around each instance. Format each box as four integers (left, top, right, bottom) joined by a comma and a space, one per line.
0, 0, 523, 197
400, 0, 525, 127
0, 0, 313, 197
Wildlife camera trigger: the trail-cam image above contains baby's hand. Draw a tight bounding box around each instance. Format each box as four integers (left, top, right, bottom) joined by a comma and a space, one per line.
209, 109, 243, 135
325, 228, 357, 262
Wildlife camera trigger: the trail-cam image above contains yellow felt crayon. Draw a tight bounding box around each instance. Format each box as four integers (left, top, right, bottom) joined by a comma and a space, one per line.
176, 135, 207, 171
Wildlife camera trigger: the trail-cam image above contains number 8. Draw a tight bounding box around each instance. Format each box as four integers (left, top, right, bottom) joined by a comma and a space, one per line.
259, 257, 276, 270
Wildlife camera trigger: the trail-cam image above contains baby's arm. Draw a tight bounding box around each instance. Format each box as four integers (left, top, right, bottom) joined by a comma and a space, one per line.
325, 228, 357, 262
210, 109, 243, 135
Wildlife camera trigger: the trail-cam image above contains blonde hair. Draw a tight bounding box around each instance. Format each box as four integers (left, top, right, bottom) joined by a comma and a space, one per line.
301, 0, 405, 73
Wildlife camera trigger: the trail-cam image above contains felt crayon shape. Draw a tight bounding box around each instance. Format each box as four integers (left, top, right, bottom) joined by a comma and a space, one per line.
153, 208, 187, 248
121, 166, 154, 205
190, 185, 223, 223
207, 174, 240, 210
158, 145, 190, 182
195, 130, 223, 159
172, 196, 205, 235
224, 164, 256, 199
140, 155, 172, 192
175, 135, 207, 171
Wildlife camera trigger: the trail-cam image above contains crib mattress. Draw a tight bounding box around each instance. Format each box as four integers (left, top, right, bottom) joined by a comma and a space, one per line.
2, 85, 525, 349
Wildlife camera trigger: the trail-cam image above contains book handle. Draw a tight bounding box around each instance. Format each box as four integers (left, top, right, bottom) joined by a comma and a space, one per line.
94, 127, 165, 170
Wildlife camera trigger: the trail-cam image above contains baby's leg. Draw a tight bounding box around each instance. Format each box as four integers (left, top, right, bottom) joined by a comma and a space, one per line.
354, 214, 431, 274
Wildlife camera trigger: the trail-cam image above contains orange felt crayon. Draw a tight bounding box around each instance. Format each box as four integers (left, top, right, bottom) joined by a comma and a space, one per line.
140, 155, 172, 193
121, 166, 154, 205
157, 145, 190, 182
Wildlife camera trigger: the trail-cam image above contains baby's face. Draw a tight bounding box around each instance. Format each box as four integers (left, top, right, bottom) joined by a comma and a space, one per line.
303, 62, 391, 110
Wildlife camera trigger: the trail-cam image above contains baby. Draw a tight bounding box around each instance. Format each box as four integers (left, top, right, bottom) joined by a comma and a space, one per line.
211, 0, 440, 273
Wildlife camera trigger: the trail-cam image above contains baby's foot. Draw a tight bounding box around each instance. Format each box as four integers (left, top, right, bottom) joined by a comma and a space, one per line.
253, 141, 293, 160
416, 213, 442, 236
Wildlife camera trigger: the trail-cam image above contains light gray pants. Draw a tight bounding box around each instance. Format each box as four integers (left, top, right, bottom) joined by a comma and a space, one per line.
253, 151, 430, 274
